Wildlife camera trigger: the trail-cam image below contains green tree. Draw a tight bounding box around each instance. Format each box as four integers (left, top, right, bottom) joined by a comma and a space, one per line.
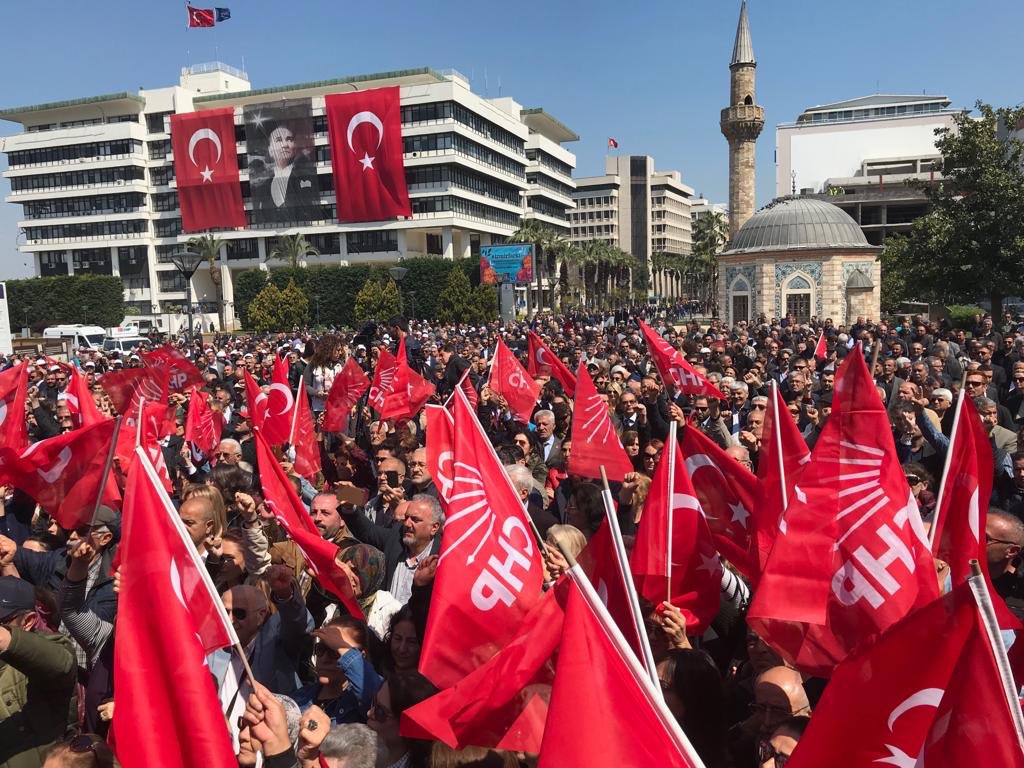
269, 233, 320, 269
279, 279, 310, 329
247, 282, 285, 334
436, 267, 476, 323
354, 278, 400, 326
470, 283, 498, 323
898, 102, 1024, 316
688, 211, 728, 312
879, 234, 913, 312
187, 234, 226, 330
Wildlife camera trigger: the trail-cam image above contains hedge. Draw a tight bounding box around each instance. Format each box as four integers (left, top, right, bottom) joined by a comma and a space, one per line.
8, 274, 126, 330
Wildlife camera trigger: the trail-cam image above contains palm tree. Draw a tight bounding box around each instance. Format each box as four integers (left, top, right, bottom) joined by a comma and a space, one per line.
511, 220, 565, 310
269, 233, 320, 269
187, 234, 226, 331
689, 211, 728, 313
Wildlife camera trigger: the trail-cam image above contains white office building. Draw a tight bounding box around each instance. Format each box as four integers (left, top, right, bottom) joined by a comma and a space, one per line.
0, 63, 577, 329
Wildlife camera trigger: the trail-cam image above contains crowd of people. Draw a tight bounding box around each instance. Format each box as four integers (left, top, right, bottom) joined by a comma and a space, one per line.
1, 303, 1024, 768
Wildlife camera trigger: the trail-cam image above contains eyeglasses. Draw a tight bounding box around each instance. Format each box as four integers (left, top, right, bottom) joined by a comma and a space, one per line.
228, 607, 249, 620
68, 734, 115, 768
643, 452, 660, 461
215, 451, 237, 459
986, 533, 1020, 547
757, 740, 790, 767
966, 380, 986, 388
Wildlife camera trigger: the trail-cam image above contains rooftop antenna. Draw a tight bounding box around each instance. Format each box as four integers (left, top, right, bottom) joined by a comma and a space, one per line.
498, 77, 502, 97
791, 170, 797, 195
484, 68, 489, 97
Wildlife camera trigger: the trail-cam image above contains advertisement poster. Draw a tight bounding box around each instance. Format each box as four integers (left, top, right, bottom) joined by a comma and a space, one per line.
480, 244, 534, 285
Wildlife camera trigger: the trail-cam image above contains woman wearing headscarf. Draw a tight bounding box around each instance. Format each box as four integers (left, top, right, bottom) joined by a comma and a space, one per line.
327, 543, 402, 642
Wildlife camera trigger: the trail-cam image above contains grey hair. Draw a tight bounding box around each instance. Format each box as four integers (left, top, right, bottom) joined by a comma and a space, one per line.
974, 396, 997, 411
533, 409, 554, 424
503, 464, 535, 495
320, 723, 377, 768
273, 694, 302, 746
411, 493, 445, 526
931, 387, 952, 402
218, 438, 242, 453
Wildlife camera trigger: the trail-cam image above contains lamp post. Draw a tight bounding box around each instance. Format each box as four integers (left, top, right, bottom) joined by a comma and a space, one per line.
389, 265, 409, 316
168, 249, 203, 351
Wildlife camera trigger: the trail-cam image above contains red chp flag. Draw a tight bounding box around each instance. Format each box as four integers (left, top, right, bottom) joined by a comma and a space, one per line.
184, 386, 222, 456
630, 426, 722, 634
262, 355, 294, 445
424, 405, 455, 505
113, 448, 237, 768
489, 338, 540, 423
380, 336, 435, 421
170, 108, 246, 232
255, 430, 364, 619
638, 319, 724, 399
142, 345, 204, 393
932, 394, 1020, 629
186, 5, 216, 26
748, 347, 939, 677
568, 363, 633, 483
368, 346, 398, 413
419, 385, 545, 689
324, 357, 369, 433
0, 362, 29, 452
679, 423, 763, 582
756, 380, 811, 570
325, 87, 411, 223
290, 388, 321, 481
527, 331, 575, 397
100, 366, 169, 416
243, 368, 268, 429
786, 578, 1024, 768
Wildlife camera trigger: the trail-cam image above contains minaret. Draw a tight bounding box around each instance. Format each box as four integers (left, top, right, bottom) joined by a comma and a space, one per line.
720, 0, 765, 241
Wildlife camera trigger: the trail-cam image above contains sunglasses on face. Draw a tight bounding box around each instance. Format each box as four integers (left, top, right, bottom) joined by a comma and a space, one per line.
757, 740, 790, 767
229, 607, 249, 621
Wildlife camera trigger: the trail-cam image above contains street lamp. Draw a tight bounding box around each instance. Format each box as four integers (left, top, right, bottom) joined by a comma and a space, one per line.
389, 266, 409, 315
168, 249, 203, 350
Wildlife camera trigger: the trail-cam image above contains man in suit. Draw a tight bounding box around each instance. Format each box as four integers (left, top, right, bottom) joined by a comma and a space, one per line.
534, 409, 562, 467
978, 397, 1019, 457
251, 123, 319, 224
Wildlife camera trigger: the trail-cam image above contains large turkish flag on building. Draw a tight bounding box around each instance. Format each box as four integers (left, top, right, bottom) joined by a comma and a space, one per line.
170, 108, 246, 232
325, 87, 412, 222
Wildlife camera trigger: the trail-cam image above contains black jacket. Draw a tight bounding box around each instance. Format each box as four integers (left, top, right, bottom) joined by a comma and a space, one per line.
341, 507, 441, 589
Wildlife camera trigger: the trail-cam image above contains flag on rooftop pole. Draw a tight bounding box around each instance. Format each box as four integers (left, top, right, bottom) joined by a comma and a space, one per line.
186, 5, 215, 27
607, 138, 619, 149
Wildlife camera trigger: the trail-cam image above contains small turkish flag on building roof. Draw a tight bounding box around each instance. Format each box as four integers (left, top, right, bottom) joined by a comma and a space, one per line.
607, 137, 619, 149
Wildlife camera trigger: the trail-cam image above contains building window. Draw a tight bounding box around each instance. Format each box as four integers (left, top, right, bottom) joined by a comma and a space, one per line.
346, 231, 396, 254
782, 274, 813, 323
38, 251, 69, 277
226, 239, 259, 261
71, 249, 112, 275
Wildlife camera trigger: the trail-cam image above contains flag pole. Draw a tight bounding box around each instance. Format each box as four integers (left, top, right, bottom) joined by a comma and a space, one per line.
666, 420, 677, 603
599, 465, 660, 690
968, 560, 1024, 752
928, 388, 965, 549
88, 415, 123, 528
769, 381, 789, 514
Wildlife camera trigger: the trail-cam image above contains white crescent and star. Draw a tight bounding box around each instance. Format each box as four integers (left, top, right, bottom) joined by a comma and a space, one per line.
268, 383, 294, 417
188, 128, 223, 184
684, 454, 751, 526
346, 111, 384, 171
876, 688, 945, 768
535, 346, 550, 365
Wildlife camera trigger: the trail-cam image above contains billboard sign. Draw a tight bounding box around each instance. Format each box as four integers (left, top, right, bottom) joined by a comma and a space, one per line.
480, 244, 534, 285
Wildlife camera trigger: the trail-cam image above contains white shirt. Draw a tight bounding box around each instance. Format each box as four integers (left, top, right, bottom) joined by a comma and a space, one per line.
390, 543, 432, 605
270, 164, 294, 208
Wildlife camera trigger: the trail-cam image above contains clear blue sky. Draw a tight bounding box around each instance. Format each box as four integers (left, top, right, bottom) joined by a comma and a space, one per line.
0, 0, 1020, 279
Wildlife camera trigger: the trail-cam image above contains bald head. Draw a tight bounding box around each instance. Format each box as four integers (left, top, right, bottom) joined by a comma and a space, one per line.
222, 585, 268, 646
753, 666, 810, 736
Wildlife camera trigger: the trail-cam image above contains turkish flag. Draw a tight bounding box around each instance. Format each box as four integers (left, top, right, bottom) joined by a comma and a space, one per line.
368, 347, 398, 413
60, 365, 106, 429
243, 368, 268, 430
186, 5, 216, 26
630, 426, 722, 634
932, 394, 1020, 629
424, 405, 455, 505
419, 385, 545, 689
380, 336, 435, 421
638, 319, 724, 399
184, 386, 221, 457
262, 355, 294, 445
489, 338, 539, 423
538, 576, 705, 768
527, 331, 576, 397
142, 345, 204, 393
113, 447, 237, 768
254, 430, 364, 619
403, 579, 568, 753
170, 108, 245, 232
748, 347, 940, 677
324, 357, 369, 433
290, 389, 321, 481
0, 362, 28, 452
325, 86, 411, 223
678, 423, 763, 582
756, 380, 810, 570
786, 579, 1024, 768
1, 419, 117, 530
813, 332, 828, 361
568, 363, 633, 483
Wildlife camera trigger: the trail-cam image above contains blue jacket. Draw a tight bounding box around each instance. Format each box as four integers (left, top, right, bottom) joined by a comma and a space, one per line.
292, 649, 382, 724
14, 546, 117, 624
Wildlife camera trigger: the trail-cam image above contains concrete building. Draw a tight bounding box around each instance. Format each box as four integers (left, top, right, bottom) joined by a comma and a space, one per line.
691, 198, 728, 226
569, 155, 694, 298
720, 0, 764, 241
776, 94, 958, 244
0, 64, 577, 329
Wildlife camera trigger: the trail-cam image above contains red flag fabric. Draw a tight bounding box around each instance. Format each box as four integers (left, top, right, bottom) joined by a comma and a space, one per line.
638, 319, 724, 399
243, 368, 268, 430
527, 331, 575, 397
170, 108, 245, 232
290, 389, 321, 481
0, 419, 117, 529
756, 381, 811, 570
567, 363, 633, 483
186, 5, 216, 26
932, 394, 1020, 629
403, 579, 568, 753
113, 447, 237, 768
489, 338, 540, 423
134, 400, 175, 493
368, 347, 398, 414
537, 575, 704, 768
325, 86, 411, 222
60, 365, 106, 429
99, 366, 169, 415
813, 332, 828, 361
424, 405, 455, 505
381, 336, 435, 421
678, 423, 763, 582
607, 137, 620, 149
184, 386, 221, 457
630, 426, 721, 634
419, 386, 545, 689
141, 345, 204, 393
254, 430, 364, 619
324, 357, 369, 433
0, 362, 28, 452
457, 367, 479, 412
786, 579, 1024, 768
747, 347, 940, 677
262, 355, 294, 445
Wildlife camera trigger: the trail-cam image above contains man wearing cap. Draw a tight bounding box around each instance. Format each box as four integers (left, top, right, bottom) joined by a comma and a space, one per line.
0, 575, 77, 767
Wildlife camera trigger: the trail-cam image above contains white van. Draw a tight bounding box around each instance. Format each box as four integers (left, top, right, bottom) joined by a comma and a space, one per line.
42, 324, 106, 351
103, 336, 148, 354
